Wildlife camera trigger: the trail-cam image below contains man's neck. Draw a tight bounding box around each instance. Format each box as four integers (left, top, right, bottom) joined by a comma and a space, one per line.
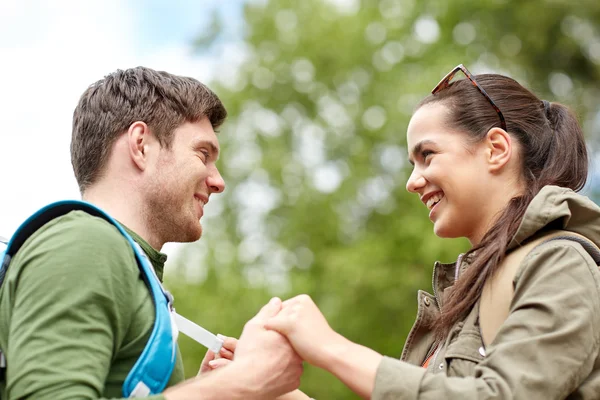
82, 184, 164, 250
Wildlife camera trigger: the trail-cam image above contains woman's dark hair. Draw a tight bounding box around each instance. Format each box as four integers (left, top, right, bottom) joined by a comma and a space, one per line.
417, 74, 589, 339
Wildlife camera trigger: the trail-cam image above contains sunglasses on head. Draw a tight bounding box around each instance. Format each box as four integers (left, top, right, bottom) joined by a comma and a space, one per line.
432, 64, 507, 131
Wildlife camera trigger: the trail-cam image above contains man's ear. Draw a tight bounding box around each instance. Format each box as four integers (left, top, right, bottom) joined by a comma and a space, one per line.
485, 127, 513, 173
127, 121, 151, 171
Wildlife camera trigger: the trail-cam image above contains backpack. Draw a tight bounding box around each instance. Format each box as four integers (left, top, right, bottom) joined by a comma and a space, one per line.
0, 200, 223, 397
479, 230, 600, 347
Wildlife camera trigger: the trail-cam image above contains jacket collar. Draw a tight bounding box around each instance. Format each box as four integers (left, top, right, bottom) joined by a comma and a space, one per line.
508, 185, 600, 250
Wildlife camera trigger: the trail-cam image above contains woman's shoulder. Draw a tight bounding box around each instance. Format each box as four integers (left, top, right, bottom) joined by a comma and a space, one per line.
515, 236, 600, 298
511, 185, 600, 249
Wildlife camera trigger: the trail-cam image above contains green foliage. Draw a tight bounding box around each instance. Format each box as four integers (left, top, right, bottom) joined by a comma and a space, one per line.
166, 0, 600, 397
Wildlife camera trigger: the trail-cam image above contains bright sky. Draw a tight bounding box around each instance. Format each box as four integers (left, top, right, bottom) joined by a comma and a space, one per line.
0, 0, 245, 258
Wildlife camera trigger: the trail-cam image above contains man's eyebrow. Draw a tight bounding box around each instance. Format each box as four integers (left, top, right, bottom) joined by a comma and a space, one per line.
408, 139, 435, 165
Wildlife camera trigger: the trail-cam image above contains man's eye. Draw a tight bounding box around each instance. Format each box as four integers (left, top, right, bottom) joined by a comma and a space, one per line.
200, 150, 210, 162
421, 150, 433, 159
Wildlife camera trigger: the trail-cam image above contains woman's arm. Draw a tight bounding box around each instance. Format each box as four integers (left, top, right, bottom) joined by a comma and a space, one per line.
267, 242, 600, 399
265, 295, 383, 399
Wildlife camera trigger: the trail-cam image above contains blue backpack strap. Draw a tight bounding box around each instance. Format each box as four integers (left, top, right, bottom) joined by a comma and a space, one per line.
0, 200, 177, 397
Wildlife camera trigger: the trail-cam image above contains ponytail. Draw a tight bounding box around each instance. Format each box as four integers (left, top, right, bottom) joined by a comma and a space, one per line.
538, 102, 588, 190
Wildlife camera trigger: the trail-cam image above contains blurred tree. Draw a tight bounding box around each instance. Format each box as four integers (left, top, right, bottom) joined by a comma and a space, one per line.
166, 0, 600, 397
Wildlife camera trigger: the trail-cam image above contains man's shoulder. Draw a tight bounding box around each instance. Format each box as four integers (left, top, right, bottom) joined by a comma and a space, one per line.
29, 210, 128, 247
13, 210, 137, 277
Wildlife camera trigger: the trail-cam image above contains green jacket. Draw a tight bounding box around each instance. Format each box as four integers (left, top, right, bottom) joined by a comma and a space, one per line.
373, 185, 600, 399
0, 211, 184, 400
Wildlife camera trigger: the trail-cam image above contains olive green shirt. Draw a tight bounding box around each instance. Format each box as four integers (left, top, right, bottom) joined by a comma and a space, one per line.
0, 211, 184, 399
373, 185, 600, 399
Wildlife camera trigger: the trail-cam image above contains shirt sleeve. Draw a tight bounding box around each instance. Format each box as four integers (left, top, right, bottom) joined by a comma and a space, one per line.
4, 214, 164, 400
372, 241, 600, 400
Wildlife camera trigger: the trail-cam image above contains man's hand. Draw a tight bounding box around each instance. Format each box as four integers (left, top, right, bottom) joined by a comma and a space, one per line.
234, 297, 304, 398
164, 298, 304, 400
198, 336, 237, 376
265, 294, 340, 369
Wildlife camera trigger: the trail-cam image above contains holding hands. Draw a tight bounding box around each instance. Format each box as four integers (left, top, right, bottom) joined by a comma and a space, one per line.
201, 294, 340, 373
199, 297, 308, 399
264, 294, 342, 369
199, 294, 380, 399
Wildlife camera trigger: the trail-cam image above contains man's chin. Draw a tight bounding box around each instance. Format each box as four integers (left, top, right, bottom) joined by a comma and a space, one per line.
190, 223, 203, 242
177, 223, 203, 243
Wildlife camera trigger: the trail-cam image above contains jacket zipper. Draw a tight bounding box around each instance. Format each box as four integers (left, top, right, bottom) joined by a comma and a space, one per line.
454, 253, 464, 281
430, 344, 442, 371
427, 254, 464, 370
432, 261, 440, 306
423, 342, 438, 366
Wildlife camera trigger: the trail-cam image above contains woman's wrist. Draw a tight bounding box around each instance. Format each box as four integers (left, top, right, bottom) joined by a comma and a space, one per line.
314, 330, 348, 370
319, 334, 383, 398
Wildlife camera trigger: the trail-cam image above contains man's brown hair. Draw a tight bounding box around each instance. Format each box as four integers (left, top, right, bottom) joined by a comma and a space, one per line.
71, 66, 227, 192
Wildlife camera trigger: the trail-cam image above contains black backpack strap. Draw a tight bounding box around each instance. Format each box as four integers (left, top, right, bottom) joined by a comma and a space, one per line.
543, 235, 600, 266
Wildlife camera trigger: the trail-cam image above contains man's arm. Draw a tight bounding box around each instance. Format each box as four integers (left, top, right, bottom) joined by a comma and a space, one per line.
5, 214, 302, 399
5, 215, 142, 399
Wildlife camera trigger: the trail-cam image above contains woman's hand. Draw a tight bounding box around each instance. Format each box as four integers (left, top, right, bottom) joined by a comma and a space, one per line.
276, 389, 313, 400
267, 295, 383, 399
265, 294, 341, 369
198, 335, 237, 376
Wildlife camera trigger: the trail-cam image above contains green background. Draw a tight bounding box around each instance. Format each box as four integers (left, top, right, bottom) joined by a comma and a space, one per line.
166, 0, 600, 398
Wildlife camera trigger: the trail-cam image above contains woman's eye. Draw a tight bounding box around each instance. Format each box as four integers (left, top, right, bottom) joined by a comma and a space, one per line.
421, 150, 433, 160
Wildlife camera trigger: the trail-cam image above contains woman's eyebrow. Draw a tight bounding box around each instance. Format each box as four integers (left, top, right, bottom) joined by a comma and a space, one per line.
408, 139, 436, 165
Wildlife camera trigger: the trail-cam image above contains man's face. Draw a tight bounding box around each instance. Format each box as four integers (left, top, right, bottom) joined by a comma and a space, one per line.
144, 118, 225, 245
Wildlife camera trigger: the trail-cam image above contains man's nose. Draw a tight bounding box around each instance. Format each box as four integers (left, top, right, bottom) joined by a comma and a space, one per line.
207, 166, 225, 194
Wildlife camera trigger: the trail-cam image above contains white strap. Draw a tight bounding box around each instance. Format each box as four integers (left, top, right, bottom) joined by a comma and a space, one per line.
129, 381, 151, 398
173, 313, 223, 353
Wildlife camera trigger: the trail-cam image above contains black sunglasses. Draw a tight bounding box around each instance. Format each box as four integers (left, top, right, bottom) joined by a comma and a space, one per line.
432, 64, 507, 131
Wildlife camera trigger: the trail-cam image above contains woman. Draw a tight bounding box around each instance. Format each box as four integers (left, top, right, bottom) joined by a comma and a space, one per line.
262, 65, 600, 399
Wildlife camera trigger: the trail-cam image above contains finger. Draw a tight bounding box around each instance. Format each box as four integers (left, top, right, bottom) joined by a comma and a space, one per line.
208, 358, 231, 369
264, 313, 292, 335
281, 294, 307, 308
217, 335, 238, 353
200, 350, 216, 364
198, 350, 216, 376
219, 347, 234, 360
253, 297, 282, 321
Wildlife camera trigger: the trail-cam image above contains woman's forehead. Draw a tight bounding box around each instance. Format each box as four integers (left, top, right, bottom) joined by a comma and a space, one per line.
407, 104, 451, 143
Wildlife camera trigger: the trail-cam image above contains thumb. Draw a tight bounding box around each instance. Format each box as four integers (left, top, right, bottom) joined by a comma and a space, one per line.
253, 297, 282, 322
264, 313, 291, 335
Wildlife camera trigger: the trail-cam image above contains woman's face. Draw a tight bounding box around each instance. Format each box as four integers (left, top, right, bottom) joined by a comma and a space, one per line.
406, 102, 500, 244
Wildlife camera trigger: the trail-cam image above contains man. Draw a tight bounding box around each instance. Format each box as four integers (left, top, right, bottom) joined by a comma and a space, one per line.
0, 66, 303, 399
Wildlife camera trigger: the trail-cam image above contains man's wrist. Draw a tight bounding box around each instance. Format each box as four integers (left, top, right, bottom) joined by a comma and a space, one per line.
164, 360, 260, 400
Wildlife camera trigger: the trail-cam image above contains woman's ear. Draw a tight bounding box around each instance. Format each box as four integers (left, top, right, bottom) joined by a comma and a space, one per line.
485, 127, 513, 173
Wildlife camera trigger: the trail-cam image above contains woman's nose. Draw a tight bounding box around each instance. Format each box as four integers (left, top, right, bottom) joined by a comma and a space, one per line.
406, 169, 426, 193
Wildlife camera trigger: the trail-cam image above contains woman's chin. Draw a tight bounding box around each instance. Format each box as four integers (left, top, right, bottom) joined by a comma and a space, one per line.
433, 222, 460, 239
